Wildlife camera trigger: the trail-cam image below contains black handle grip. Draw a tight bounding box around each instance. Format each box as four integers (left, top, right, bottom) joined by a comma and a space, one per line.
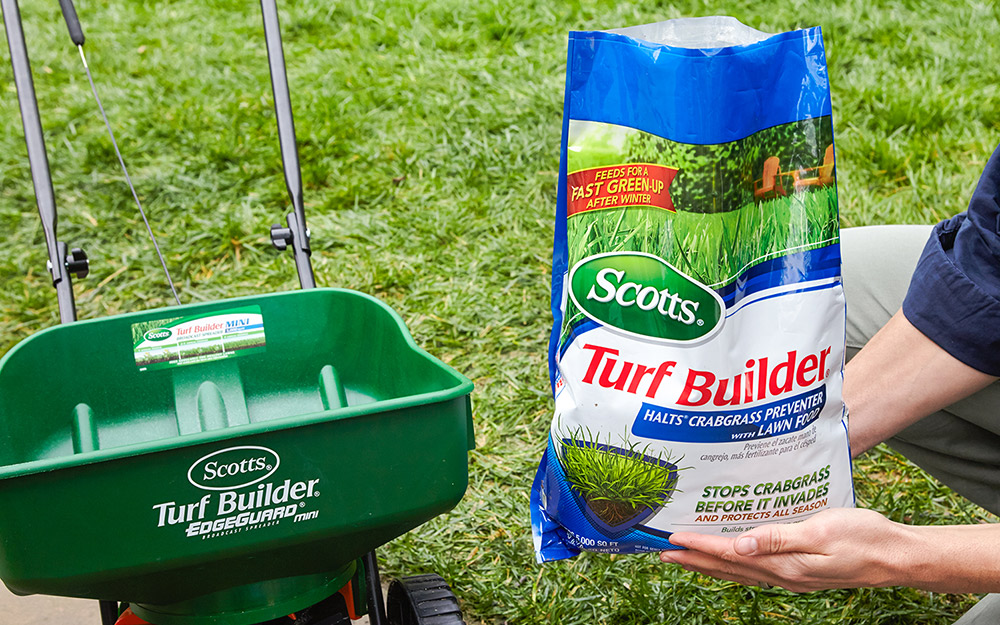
58, 0, 85, 46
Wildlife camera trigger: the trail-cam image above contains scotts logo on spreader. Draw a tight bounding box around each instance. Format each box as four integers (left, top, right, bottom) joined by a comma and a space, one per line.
144, 328, 172, 341
569, 252, 724, 342
187, 445, 280, 491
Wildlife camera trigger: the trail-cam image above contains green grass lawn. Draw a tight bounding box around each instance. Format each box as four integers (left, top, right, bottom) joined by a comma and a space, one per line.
1, 0, 998, 623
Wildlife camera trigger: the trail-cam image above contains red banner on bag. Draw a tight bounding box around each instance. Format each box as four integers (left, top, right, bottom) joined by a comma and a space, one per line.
567, 163, 679, 217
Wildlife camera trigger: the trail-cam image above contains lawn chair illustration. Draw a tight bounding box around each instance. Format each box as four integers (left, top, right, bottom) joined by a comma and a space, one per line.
753, 156, 786, 201
793, 144, 835, 191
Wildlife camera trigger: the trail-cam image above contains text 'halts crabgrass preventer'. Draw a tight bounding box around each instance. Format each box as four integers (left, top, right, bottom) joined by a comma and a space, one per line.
531, 17, 854, 562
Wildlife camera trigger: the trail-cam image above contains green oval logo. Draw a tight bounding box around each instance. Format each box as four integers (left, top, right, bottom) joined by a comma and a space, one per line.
568, 252, 724, 342
144, 328, 173, 341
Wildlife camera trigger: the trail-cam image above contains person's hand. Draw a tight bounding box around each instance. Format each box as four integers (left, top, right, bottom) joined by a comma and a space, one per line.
660, 508, 913, 592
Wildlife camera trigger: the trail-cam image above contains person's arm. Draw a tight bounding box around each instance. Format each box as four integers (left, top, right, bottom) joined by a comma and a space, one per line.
846, 309, 996, 455
857, 144, 1000, 447
662, 508, 1000, 593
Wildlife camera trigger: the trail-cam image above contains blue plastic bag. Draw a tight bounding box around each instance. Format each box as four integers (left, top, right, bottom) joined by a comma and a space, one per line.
532, 17, 853, 563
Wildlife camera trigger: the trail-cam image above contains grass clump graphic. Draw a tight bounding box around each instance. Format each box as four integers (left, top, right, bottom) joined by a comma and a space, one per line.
559, 427, 682, 528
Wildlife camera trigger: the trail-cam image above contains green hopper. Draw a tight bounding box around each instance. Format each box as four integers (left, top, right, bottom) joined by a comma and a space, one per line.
0, 2, 474, 624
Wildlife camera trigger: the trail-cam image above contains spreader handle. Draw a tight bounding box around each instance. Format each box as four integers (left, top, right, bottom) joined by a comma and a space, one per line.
1, 0, 80, 322
58, 0, 85, 46
260, 0, 316, 289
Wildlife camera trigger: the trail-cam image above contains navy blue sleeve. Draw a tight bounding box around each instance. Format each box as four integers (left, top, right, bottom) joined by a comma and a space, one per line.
902, 143, 1000, 376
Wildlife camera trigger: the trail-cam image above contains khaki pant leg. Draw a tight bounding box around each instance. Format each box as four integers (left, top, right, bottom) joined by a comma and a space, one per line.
953, 594, 1000, 624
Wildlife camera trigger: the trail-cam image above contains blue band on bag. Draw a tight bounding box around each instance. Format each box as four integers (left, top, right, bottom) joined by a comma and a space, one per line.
632, 387, 827, 443
567, 28, 830, 145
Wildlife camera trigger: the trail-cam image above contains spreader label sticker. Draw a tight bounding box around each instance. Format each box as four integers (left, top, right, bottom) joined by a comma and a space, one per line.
132, 305, 265, 371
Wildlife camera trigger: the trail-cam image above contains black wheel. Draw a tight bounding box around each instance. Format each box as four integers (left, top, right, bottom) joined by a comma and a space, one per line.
385, 574, 466, 625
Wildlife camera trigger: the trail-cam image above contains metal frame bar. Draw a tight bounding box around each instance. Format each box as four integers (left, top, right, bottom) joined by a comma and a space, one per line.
260, 0, 316, 289
1, 0, 78, 322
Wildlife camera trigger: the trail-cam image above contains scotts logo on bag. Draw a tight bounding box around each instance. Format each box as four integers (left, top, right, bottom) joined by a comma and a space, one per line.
144, 328, 173, 341
569, 252, 724, 342
187, 445, 280, 491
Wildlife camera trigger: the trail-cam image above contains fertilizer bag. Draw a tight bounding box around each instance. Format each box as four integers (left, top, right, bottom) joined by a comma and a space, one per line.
531, 17, 853, 562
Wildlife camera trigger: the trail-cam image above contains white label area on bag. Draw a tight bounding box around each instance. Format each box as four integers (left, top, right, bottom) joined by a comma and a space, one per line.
552, 279, 851, 537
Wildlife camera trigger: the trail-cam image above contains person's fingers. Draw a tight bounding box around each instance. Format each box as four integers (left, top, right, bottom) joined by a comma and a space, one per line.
734, 515, 827, 556
661, 549, 772, 588
666, 531, 729, 553
668, 528, 791, 557
733, 534, 760, 555
661, 546, 734, 571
